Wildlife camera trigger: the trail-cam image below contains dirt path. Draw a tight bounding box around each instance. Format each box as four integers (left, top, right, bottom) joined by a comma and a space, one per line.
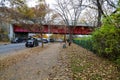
0, 43, 62, 80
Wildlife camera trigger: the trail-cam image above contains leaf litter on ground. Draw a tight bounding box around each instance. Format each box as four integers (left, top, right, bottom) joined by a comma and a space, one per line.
49, 43, 120, 80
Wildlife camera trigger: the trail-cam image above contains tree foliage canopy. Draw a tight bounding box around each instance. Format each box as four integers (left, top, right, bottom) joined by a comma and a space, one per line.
92, 1, 120, 60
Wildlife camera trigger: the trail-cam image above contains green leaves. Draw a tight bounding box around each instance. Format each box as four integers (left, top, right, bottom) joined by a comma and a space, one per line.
92, 5, 120, 60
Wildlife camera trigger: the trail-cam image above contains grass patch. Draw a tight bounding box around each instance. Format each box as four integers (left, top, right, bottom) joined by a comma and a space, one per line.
71, 64, 84, 73
70, 52, 91, 72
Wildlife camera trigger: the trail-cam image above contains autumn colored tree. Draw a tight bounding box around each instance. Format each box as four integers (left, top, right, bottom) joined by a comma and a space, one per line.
15, 0, 50, 48
0, 0, 51, 47
50, 34, 63, 40
30, 0, 50, 47
0, 0, 27, 22
43, 34, 48, 38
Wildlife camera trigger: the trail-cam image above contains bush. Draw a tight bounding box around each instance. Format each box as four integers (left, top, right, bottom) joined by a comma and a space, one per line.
92, 8, 120, 60
92, 26, 120, 60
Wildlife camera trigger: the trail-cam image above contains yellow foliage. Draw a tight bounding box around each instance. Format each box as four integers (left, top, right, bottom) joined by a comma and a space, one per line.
43, 34, 48, 38
50, 34, 63, 39
17, 5, 34, 18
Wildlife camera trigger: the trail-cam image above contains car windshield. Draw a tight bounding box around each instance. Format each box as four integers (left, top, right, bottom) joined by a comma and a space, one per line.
27, 40, 34, 42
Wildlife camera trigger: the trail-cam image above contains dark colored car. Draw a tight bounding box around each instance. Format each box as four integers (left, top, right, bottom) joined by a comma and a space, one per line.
42, 39, 48, 43
25, 39, 39, 47
11, 37, 27, 43
11, 38, 23, 43
49, 39, 54, 42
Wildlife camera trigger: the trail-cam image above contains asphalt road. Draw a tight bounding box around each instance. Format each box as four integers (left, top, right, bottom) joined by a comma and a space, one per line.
0, 42, 43, 54
0, 43, 26, 54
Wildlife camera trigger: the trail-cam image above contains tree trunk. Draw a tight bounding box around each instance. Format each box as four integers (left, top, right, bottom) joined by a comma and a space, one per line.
97, 10, 102, 27
64, 25, 67, 42
68, 26, 72, 46
41, 32, 44, 48
39, 25, 44, 48
63, 34, 66, 42
97, 0, 102, 27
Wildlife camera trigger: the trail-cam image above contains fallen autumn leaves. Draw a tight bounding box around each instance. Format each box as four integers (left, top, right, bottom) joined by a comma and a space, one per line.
0, 46, 47, 71
68, 44, 120, 79
49, 43, 120, 80
0, 43, 120, 80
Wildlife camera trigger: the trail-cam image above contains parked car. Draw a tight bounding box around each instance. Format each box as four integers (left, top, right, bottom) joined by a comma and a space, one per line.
42, 39, 48, 43
56, 39, 63, 42
36, 38, 41, 42
25, 38, 39, 47
49, 39, 54, 42
11, 37, 26, 43
36, 38, 48, 43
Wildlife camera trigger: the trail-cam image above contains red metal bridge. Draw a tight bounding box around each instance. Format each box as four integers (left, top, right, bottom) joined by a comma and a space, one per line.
13, 24, 94, 35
